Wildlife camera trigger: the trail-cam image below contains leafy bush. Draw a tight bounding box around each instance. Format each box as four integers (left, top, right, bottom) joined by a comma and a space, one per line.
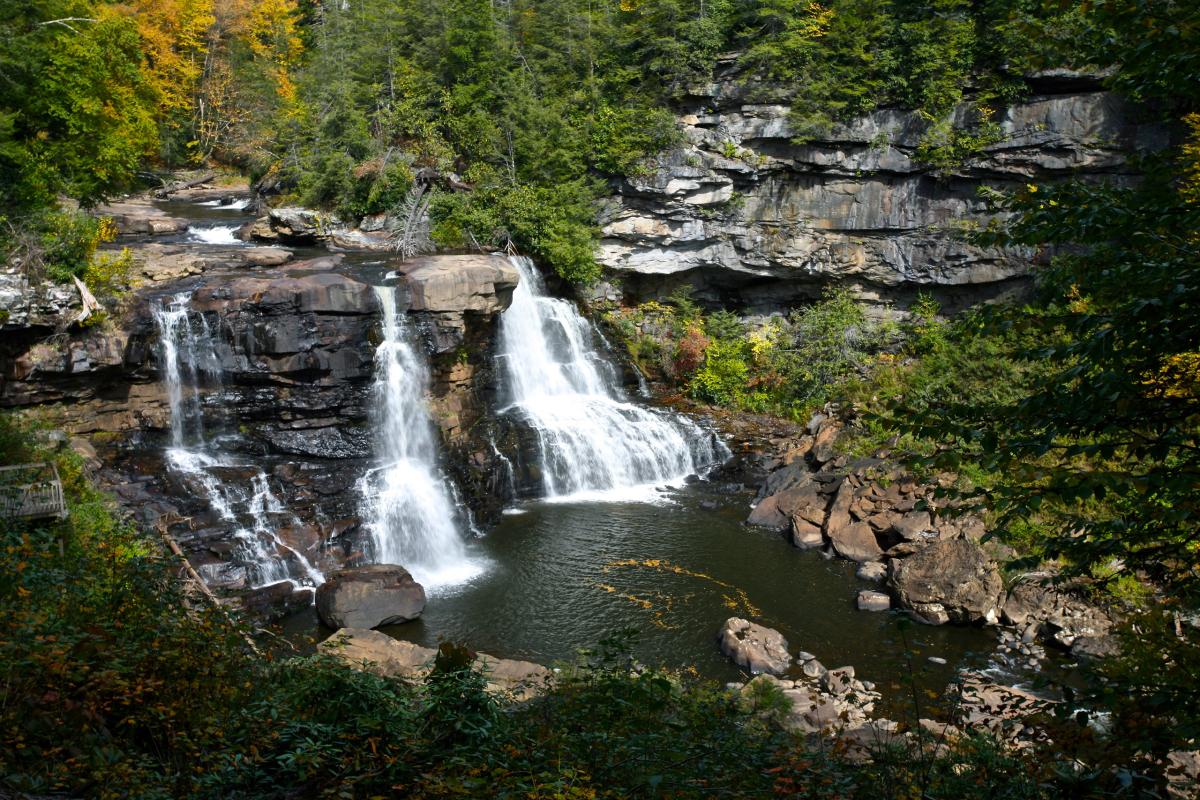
430, 181, 600, 285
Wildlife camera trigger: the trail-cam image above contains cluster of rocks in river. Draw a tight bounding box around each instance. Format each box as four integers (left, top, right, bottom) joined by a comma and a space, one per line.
740, 413, 1121, 663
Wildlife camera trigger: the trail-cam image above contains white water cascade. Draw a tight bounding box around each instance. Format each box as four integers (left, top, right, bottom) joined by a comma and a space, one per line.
152, 294, 323, 588
498, 256, 724, 500
187, 225, 243, 245
359, 286, 484, 589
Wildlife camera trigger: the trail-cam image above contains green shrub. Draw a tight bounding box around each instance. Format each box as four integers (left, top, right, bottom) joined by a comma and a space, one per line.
430, 181, 600, 285
690, 337, 750, 406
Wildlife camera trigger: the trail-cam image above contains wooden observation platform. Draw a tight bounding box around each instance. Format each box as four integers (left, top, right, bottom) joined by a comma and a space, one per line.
0, 463, 68, 521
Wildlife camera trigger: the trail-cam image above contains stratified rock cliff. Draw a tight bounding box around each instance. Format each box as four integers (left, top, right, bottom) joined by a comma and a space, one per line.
598, 69, 1169, 312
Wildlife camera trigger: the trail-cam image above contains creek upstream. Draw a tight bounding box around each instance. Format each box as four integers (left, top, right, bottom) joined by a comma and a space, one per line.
148, 197, 998, 716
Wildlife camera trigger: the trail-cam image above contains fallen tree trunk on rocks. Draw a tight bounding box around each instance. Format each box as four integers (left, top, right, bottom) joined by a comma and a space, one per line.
153, 171, 216, 199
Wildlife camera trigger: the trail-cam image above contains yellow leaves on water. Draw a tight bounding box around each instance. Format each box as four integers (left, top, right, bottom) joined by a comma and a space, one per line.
591, 581, 674, 627
593, 558, 762, 627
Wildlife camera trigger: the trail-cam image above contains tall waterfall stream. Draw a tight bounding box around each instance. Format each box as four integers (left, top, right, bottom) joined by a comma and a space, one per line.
153, 293, 324, 588
358, 286, 485, 589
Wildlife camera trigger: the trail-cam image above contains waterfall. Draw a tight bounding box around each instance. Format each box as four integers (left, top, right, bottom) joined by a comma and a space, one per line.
359, 286, 483, 589
152, 294, 323, 588
497, 256, 724, 500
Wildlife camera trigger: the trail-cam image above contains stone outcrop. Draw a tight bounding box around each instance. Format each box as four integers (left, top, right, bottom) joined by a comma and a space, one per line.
400, 255, 520, 352
315, 565, 427, 629
718, 617, 792, 676
0, 272, 86, 330
889, 539, 1005, 625
596, 70, 1167, 313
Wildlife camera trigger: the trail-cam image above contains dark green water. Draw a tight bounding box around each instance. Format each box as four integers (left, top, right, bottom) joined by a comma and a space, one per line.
295, 483, 997, 715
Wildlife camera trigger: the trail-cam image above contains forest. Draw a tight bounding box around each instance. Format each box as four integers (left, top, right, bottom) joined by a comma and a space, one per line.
2, 0, 1199, 797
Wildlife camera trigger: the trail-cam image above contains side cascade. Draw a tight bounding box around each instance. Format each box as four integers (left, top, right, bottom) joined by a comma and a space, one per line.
152, 293, 323, 588
497, 255, 725, 500
358, 286, 484, 589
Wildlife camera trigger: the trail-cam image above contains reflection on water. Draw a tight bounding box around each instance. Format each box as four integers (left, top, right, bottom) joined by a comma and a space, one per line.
287, 483, 996, 716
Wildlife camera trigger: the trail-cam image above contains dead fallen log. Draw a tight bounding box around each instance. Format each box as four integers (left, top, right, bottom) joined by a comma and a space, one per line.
156, 523, 261, 655
153, 171, 216, 199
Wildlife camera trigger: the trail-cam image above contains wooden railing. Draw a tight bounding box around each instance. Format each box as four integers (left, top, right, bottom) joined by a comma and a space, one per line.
0, 463, 68, 521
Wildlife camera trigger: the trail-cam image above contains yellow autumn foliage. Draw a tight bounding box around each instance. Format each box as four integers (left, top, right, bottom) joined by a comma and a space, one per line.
1182, 112, 1200, 206
120, 0, 215, 114
240, 0, 304, 102
1143, 352, 1200, 402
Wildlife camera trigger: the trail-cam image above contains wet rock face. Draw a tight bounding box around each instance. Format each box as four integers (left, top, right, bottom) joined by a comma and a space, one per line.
889, 539, 1004, 625
183, 271, 381, 458
597, 73, 1168, 313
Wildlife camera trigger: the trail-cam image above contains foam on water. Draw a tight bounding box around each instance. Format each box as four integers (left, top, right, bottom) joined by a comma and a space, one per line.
187, 225, 242, 245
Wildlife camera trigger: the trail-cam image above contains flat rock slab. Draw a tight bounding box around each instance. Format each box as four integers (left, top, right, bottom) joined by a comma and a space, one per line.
476, 653, 554, 700
315, 564, 427, 629
321, 628, 436, 678
321, 629, 553, 699
96, 200, 189, 236
402, 255, 519, 315
128, 243, 294, 283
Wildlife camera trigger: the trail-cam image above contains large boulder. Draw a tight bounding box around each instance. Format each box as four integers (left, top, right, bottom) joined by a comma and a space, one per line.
266, 206, 343, 242
718, 617, 792, 676
315, 564, 427, 629
889, 539, 1004, 624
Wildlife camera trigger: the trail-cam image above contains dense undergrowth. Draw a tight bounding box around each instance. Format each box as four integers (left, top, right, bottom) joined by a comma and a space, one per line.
3, 412, 1188, 799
